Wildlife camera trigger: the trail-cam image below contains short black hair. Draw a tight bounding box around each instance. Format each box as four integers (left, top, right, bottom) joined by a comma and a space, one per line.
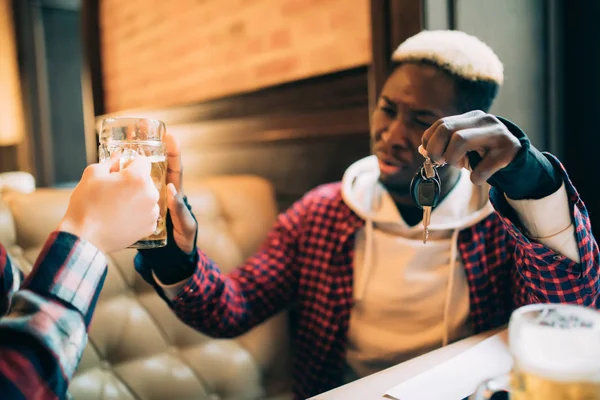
391, 60, 500, 113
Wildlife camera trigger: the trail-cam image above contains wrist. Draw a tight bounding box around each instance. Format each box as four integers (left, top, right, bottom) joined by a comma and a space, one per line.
489, 116, 561, 199
145, 247, 198, 285
137, 195, 198, 284
176, 195, 198, 255
57, 217, 102, 251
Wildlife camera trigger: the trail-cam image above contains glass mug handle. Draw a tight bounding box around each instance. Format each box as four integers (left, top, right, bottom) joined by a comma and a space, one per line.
469, 374, 511, 400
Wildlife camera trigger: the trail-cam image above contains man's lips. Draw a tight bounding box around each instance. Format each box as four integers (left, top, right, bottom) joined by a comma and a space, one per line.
376, 153, 413, 175
377, 157, 407, 175
378, 159, 402, 175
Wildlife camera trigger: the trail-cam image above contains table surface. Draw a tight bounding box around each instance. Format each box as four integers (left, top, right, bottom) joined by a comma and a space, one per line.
309, 328, 505, 400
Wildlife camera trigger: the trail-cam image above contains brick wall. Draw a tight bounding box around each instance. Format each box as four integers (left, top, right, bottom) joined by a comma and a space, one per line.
100, 0, 371, 113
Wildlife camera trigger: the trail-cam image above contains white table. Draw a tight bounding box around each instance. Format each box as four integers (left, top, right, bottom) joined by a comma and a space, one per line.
309, 328, 505, 400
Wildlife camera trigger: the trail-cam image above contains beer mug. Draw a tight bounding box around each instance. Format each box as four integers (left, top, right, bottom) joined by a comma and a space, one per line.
471, 303, 600, 400
99, 117, 168, 249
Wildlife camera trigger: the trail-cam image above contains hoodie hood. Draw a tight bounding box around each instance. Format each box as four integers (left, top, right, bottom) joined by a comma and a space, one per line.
341, 155, 494, 232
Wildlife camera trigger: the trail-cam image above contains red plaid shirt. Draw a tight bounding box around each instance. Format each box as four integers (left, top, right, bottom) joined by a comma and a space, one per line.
136, 156, 600, 400
0, 232, 107, 400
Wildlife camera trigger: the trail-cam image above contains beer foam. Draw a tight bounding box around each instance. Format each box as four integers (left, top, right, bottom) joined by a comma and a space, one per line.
146, 155, 166, 163
115, 153, 165, 164
510, 305, 600, 382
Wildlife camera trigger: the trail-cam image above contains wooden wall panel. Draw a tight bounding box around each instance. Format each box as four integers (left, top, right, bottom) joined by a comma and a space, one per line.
368, 0, 423, 113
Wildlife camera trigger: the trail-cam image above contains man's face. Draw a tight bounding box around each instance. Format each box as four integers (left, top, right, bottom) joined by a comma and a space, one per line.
371, 63, 460, 194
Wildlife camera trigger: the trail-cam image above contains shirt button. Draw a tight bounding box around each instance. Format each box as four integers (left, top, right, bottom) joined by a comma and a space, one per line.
553, 255, 564, 261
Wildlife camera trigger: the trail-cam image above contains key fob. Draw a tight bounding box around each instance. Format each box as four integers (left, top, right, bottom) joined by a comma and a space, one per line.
419, 179, 441, 208
410, 171, 441, 209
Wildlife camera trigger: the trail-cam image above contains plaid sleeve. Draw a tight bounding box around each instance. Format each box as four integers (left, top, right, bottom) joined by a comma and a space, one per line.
135, 190, 310, 338
490, 153, 600, 307
0, 231, 107, 400
0, 243, 24, 316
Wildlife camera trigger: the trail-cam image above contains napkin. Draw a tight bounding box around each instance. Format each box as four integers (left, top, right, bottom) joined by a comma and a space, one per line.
385, 331, 512, 400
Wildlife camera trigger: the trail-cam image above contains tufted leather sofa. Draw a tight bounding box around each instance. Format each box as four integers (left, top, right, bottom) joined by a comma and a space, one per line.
0, 173, 292, 400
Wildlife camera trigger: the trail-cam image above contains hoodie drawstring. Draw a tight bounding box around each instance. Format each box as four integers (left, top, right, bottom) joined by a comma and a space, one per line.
355, 218, 374, 303
442, 228, 460, 346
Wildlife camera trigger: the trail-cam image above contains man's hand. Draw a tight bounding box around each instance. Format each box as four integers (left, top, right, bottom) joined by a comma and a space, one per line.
422, 110, 522, 185
164, 134, 197, 254
58, 156, 160, 253
134, 134, 198, 286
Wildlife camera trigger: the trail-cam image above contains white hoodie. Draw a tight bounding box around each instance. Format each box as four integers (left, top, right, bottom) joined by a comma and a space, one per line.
340, 155, 578, 380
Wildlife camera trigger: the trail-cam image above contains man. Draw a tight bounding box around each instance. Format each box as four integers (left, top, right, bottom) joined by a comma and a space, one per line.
136, 30, 599, 399
0, 154, 161, 399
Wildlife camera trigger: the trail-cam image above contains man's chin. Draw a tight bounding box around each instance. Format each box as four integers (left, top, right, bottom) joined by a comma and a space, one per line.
378, 174, 414, 196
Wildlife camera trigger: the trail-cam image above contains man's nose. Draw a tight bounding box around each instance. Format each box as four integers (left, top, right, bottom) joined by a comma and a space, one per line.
381, 120, 409, 149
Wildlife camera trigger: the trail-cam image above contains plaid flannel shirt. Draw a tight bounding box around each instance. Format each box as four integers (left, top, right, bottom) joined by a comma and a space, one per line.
136, 155, 600, 400
0, 231, 107, 400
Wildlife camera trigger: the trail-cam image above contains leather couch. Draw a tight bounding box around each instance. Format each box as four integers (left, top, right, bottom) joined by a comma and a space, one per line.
0, 173, 292, 400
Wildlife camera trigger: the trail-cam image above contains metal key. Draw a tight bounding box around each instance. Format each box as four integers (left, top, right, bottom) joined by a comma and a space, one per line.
422, 157, 436, 180
410, 158, 441, 243
418, 178, 439, 243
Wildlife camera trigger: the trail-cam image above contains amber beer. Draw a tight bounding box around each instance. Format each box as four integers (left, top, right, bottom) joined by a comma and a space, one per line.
110, 146, 168, 248
510, 369, 600, 400
133, 153, 167, 248
99, 117, 168, 249
472, 304, 600, 400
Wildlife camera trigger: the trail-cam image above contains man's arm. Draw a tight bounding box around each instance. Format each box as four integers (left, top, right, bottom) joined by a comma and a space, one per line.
490, 156, 600, 307
0, 151, 162, 399
0, 232, 107, 399
477, 117, 598, 306
505, 182, 580, 262
135, 189, 314, 338
0, 244, 23, 316
483, 116, 579, 261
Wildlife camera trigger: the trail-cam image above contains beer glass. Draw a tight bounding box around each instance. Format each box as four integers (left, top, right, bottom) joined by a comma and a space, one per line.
98, 117, 168, 248
470, 303, 600, 400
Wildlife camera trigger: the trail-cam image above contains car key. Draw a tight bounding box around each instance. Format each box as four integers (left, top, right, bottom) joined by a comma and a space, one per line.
410, 158, 441, 243
418, 177, 439, 243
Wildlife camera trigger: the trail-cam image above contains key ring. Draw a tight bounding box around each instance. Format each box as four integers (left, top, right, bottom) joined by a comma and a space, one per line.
420, 158, 443, 181
418, 145, 447, 170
